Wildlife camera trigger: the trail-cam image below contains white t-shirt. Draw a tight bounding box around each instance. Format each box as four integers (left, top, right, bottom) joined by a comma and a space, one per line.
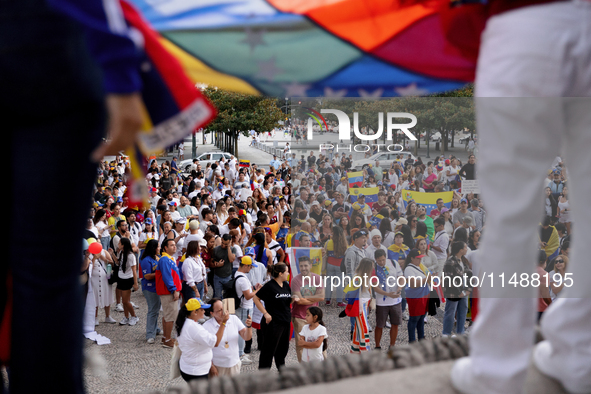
232, 246, 244, 269
96, 221, 110, 238
234, 272, 253, 310
178, 319, 216, 376
374, 260, 403, 306
202, 315, 245, 368
299, 324, 328, 362
118, 253, 136, 279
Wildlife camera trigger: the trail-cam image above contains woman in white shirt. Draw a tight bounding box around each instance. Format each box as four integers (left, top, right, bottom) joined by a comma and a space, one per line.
182, 241, 208, 300
203, 298, 252, 376
109, 237, 139, 326
417, 238, 439, 275
94, 209, 113, 252
175, 298, 229, 382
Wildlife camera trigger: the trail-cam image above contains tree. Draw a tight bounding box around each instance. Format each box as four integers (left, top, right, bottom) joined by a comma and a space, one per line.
201, 87, 283, 156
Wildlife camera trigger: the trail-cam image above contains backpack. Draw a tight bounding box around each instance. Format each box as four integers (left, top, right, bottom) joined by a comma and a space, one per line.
222, 273, 246, 308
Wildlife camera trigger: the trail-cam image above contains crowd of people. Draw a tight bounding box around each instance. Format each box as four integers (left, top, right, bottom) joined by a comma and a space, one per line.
80, 145, 573, 383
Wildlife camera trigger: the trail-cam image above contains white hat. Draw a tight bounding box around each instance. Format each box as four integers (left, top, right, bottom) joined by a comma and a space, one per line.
369, 229, 382, 239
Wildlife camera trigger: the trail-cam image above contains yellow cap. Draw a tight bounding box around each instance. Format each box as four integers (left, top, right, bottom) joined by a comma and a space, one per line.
185, 298, 211, 311
241, 256, 253, 266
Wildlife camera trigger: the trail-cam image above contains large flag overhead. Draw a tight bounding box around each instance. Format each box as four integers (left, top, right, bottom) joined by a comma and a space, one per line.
125, 0, 474, 97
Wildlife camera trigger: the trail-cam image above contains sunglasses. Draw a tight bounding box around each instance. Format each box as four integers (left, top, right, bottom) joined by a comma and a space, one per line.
555, 260, 564, 263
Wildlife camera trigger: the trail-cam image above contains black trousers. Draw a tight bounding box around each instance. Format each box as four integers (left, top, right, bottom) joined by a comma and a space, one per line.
1, 0, 106, 392
258, 320, 291, 370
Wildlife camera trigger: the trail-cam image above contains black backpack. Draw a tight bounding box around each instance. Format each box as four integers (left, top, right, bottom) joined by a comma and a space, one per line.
222, 273, 246, 308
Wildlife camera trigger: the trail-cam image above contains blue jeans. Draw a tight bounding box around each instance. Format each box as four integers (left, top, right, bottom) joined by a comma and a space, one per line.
196, 281, 205, 299
213, 274, 232, 299
236, 306, 252, 356
442, 297, 469, 336
408, 314, 425, 343
2, 1, 106, 391
143, 290, 161, 339
100, 236, 111, 251
324, 264, 343, 303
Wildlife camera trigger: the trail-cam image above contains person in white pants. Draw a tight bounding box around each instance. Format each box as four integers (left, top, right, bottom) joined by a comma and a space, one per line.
450, 1, 591, 394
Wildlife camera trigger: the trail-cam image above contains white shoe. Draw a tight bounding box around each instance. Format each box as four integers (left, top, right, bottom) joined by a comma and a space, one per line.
128, 316, 139, 326
424, 315, 429, 323
240, 355, 252, 365
402, 311, 409, 321
119, 317, 129, 325
104, 316, 117, 324
533, 340, 591, 394
441, 334, 450, 338
131, 302, 139, 309
450, 357, 490, 394
116, 303, 124, 312
385, 321, 391, 329
147, 338, 155, 344
95, 318, 99, 326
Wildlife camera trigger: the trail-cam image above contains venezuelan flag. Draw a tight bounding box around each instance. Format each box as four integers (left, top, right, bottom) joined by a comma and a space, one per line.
387, 243, 409, 262
125, 0, 471, 98
119, 1, 217, 207
347, 171, 364, 188
368, 214, 384, 228
343, 283, 360, 317
402, 190, 453, 215
288, 247, 324, 276
349, 187, 379, 208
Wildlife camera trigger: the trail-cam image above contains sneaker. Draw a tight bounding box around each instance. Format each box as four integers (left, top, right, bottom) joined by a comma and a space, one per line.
385, 321, 391, 329
402, 311, 409, 321
424, 315, 429, 323
147, 338, 155, 344
131, 302, 139, 309
95, 318, 99, 326
104, 316, 117, 324
128, 316, 139, 326
325, 301, 331, 306
337, 302, 347, 307
157, 329, 164, 336
116, 303, 124, 312
240, 355, 252, 365
119, 317, 129, 325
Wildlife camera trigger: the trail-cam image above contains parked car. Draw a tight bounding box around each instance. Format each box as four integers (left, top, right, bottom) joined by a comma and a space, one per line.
352, 151, 417, 172
178, 151, 233, 172
459, 134, 475, 144
430, 132, 442, 142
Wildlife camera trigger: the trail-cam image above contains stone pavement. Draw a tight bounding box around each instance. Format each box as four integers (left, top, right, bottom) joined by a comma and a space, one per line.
83, 289, 461, 394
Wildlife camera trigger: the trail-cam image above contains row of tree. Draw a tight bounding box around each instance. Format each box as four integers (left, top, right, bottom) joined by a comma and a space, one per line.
199, 85, 475, 158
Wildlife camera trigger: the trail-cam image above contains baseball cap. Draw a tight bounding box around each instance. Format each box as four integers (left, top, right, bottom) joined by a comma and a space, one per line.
440, 207, 449, 213
352, 229, 368, 240
395, 218, 408, 227
245, 247, 255, 256
185, 298, 211, 311
460, 198, 468, 204
394, 231, 404, 237
445, 159, 450, 165
175, 217, 186, 225
241, 256, 254, 266
144, 218, 153, 225
408, 249, 426, 259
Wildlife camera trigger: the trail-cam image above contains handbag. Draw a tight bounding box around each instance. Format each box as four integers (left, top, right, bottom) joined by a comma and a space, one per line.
108, 262, 119, 285
169, 341, 182, 380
